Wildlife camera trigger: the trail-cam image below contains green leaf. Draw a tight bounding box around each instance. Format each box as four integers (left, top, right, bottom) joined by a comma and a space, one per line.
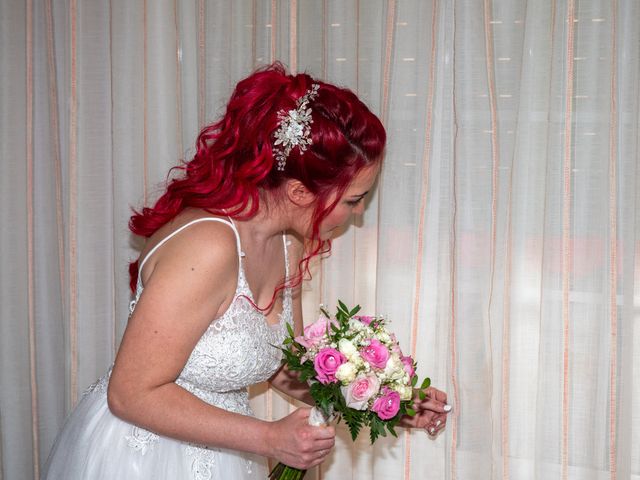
411, 375, 418, 387
349, 305, 361, 316
421, 377, 431, 390
405, 407, 416, 416
419, 391, 427, 401
286, 322, 295, 338
343, 408, 365, 442
337, 300, 350, 317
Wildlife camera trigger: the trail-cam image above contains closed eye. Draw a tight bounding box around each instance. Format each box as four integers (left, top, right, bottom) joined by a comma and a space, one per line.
345, 197, 365, 207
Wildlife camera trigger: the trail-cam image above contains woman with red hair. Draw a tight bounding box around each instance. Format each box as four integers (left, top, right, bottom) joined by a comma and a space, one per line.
44, 64, 449, 479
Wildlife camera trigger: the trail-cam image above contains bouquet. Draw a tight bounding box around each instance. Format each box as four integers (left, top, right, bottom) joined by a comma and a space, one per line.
269, 301, 430, 480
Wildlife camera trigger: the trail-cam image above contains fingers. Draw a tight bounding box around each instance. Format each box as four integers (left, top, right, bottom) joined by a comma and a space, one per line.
298, 436, 335, 469
415, 387, 452, 414
273, 408, 337, 469
411, 387, 451, 438
425, 386, 448, 405
415, 396, 450, 414
426, 416, 447, 436
310, 424, 336, 440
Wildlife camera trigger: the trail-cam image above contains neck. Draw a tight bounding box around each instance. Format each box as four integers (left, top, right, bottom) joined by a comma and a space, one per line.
232, 194, 295, 244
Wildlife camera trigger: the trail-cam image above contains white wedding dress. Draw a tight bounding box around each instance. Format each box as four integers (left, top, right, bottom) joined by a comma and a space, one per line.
43, 218, 292, 479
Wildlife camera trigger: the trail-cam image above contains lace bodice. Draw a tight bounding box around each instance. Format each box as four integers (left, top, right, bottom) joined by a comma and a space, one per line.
173, 263, 290, 414
91, 218, 291, 418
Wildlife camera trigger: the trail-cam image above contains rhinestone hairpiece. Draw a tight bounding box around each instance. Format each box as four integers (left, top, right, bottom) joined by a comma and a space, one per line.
272, 83, 320, 171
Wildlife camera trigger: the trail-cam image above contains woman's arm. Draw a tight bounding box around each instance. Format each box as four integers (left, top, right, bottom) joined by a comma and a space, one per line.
107, 223, 333, 469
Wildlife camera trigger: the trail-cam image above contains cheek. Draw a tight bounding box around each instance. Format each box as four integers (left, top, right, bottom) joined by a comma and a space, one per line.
324, 207, 351, 228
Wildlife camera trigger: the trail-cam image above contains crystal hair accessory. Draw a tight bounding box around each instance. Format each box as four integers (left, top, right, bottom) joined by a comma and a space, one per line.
272, 83, 320, 171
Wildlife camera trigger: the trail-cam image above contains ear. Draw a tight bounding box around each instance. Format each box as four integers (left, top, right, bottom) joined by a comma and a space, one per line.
285, 180, 316, 207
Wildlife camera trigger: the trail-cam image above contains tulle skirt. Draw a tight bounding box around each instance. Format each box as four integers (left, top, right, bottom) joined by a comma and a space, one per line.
43, 387, 268, 479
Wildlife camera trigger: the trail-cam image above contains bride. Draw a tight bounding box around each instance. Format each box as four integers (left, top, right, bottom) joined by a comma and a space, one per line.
43, 64, 450, 479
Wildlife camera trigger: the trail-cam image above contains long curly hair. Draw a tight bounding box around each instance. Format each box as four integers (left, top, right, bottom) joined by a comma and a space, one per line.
128, 63, 386, 306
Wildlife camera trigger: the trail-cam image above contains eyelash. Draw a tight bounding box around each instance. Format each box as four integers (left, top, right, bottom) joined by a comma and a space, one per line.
346, 198, 364, 206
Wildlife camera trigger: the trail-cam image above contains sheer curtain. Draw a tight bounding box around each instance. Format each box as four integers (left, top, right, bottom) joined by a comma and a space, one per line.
1, 1, 638, 479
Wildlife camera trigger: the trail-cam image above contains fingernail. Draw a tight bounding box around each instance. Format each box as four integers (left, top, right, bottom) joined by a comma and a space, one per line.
436, 420, 442, 427
429, 427, 436, 434
443, 404, 452, 412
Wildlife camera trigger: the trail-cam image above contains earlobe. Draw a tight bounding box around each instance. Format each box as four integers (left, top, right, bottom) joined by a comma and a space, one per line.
286, 180, 316, 207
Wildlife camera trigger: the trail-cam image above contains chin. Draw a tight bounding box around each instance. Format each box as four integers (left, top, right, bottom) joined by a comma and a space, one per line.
319, 229, 337, 241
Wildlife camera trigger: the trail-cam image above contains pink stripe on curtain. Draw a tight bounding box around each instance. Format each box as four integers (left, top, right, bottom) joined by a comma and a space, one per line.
270, 0, 277, 63
289, 0, 297, 74
251, 0, 257, 67
69, 0, 79, 408
174, 0, 183, 157
198, 0, 205, 129
374, 0, 396, 313
482, 0, 500, 477
380, 0, 396, 126
26, 1, 40, 477
321, 0, 327, 79
143, 0, 149, 203
608, 1, 619, 477
561, 1, 576, 479
450, 2, 460, 475
45, 0, 66, 317
404, 1, 439, 479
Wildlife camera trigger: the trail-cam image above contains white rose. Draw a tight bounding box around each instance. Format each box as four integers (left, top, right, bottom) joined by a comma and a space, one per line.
335, 362, 357, 384
338, 338, 358, 359
384, 354, 405, 381
394, 383, 414, 401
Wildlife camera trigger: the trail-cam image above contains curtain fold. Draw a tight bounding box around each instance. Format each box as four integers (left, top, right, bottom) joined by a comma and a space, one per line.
1, 1, 638, 479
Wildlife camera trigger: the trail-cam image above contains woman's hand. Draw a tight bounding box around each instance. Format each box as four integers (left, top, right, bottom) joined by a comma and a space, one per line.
268, 408, 336, 469
399, 386, 451, 437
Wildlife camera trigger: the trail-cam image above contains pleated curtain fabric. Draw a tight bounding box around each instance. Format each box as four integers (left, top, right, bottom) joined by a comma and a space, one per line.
0, 1, 638, 479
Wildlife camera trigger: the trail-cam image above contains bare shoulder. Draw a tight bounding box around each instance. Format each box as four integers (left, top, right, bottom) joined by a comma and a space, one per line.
137, 216, 241, 323
141, 216, 239, 284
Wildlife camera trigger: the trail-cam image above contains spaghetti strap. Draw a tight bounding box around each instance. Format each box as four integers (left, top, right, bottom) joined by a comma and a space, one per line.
282, 233, 290, 281
138, 217, 244, 274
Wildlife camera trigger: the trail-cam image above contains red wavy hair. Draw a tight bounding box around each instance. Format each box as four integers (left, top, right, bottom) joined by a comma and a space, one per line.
128, 63, 386, 306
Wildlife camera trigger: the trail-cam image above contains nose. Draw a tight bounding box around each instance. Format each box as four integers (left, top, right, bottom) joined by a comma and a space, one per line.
352, 202, 365, 215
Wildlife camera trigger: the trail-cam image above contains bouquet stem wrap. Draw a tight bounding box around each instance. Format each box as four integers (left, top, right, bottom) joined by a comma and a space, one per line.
268, 406, 333, 480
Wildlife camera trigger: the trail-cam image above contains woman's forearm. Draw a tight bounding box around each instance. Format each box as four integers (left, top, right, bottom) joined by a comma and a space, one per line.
107, 381, 273, 457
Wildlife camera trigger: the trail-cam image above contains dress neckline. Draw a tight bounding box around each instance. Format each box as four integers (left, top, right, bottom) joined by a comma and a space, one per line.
131, 216, 291, 329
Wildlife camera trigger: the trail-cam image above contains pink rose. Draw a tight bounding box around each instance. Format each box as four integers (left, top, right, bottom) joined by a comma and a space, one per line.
360, 339, 390, 369
400, 355, 415, 377
354, 315, 374, 326
295, 317, 337, 349
371, 387, 401, 420
341, 374, 380, 410
314, 348, 346, 384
